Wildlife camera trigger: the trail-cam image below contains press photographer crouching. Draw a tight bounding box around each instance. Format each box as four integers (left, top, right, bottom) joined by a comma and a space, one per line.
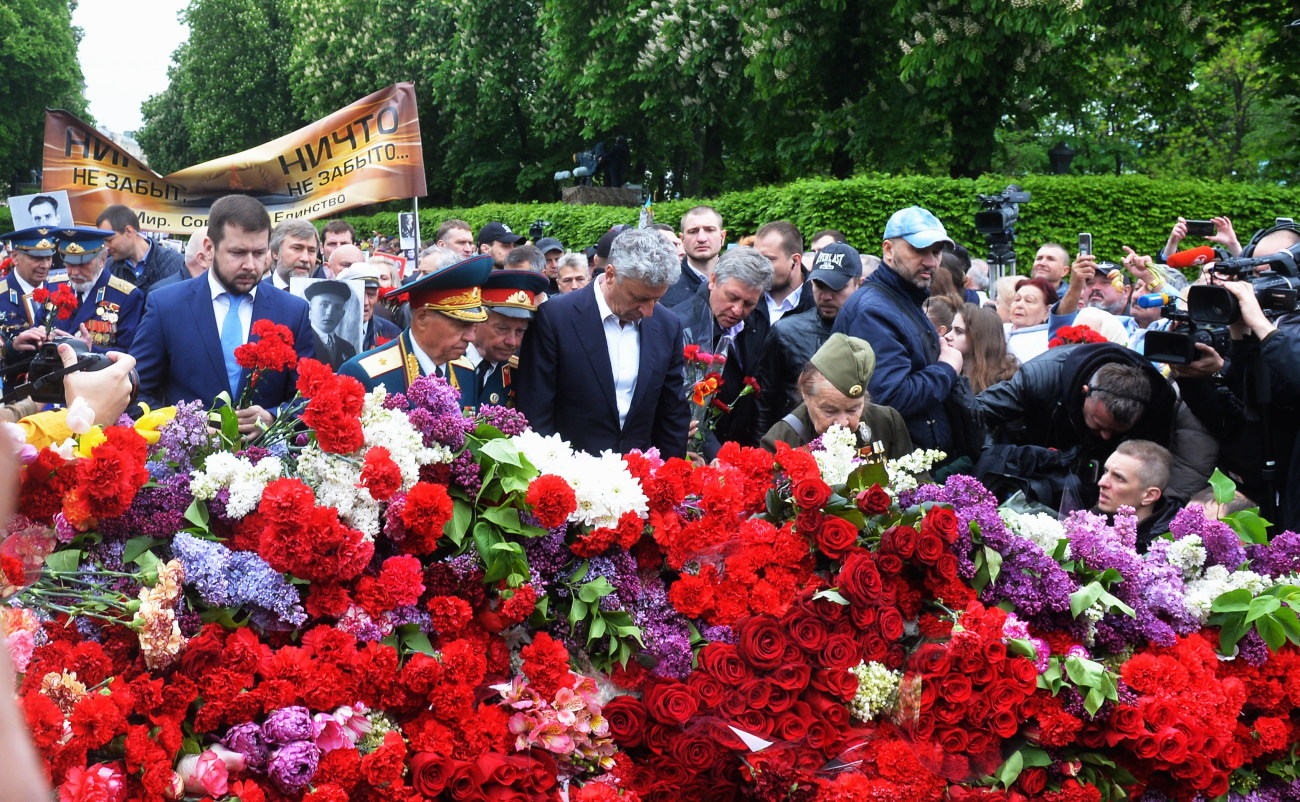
1167, 222, 1300, 530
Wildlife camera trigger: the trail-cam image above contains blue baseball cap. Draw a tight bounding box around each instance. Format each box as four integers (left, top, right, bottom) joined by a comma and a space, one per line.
883, 206, 953, 249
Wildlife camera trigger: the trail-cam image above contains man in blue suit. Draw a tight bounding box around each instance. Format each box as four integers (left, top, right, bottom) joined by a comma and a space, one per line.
131, 195, 313, 438
516, 227, 690, 458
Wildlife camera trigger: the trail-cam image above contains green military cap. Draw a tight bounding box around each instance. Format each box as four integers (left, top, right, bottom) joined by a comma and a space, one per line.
809, 333, 876, 398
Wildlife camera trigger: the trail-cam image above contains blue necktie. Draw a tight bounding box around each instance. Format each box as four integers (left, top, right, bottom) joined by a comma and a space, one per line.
219, 293, 246, 396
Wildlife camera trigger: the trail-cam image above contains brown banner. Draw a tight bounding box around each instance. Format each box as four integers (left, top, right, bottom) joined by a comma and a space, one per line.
42, 83, 426, 236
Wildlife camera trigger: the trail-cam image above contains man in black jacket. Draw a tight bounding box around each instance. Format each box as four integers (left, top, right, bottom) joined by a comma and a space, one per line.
661, 206, 725, 308
95, 205, 184, 295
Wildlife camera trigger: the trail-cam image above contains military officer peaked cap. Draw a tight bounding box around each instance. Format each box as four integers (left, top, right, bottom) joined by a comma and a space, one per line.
386, 253, 491, 323
53, 226, 115, 265
0, 225, 60, 257
809, 333, 877, 399
482, 269, 549, 319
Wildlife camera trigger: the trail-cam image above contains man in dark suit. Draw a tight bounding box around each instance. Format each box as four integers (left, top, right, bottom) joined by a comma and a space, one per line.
304, 280, 358, 370
670, 245, 773, 457
131, 195, 314, 439
517, 227, 689, 458
451, 269, 548, 411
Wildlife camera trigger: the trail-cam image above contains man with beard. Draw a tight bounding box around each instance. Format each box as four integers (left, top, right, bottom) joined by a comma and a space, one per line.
756, 242, 864, 433
56, 228, 144, 353
753, 221, 813, 325
131, 195, 314, 438
268, 219, 321, 290
661, 206, 726, 307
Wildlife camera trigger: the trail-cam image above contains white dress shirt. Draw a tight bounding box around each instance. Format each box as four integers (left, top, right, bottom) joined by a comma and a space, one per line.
408, 335, 443, 377
594, 274, 640, 428
208, 269, 256, 341
765, 282, 804, 324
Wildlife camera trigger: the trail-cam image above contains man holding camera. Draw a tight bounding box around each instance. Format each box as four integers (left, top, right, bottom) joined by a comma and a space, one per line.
0, 227, 73, 365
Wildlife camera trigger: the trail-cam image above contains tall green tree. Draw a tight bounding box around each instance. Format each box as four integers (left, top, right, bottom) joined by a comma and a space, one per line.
0, 0, 87, 191
137, 0, 302, 174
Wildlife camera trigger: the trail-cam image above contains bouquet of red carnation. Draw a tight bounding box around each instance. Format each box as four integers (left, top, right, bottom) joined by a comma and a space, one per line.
1048, 324, 1107, 349
32, 283, 78, 338
234, 319, 297, 407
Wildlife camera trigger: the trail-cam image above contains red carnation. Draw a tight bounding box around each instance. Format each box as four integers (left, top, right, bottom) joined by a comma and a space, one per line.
235, 319, 298, 373
62, 426, 150, 530
31, 287, 50, 305
521, 632, 572, 698
399, 482, 454, 555
378, 555, 425, 607
525, 474, 576, 529
298, 358, 366, 454
359, 446, 403, 501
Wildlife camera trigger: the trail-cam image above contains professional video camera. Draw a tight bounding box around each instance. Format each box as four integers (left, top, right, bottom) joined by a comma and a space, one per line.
974, 185, 1031, 282
0, 338, 138, 406
529, 220, 552, 240
1142, 245, 1300, 364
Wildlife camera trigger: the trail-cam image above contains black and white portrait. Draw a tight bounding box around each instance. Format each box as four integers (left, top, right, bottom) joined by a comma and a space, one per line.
290, 277, 365, 370
9, 190, 71, 229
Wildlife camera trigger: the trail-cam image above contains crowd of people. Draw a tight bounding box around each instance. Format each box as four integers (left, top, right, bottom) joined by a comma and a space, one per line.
4, 200, 1300, 541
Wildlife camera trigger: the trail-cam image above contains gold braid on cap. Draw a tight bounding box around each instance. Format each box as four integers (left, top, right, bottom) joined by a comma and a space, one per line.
17, 237, 56, 252
63, 242, 87, 255
488, 289, 537, 310
425, 287, 488, 322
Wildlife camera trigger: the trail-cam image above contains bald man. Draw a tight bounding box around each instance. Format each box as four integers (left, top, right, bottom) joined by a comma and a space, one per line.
328, 244, 366, 277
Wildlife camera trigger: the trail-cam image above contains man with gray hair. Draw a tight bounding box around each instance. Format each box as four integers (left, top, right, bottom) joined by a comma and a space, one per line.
671, 245, 774, 454
152, 226, 211, 289
517, 227, 689, 456
268, 219, 320, 290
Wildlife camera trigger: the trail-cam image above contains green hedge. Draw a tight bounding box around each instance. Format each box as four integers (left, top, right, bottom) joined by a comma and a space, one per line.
346, 175, 1300, 267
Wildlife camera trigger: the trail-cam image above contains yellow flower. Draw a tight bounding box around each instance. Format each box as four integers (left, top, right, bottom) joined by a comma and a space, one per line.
134, 405, 178, 446
73, 426, 106, 459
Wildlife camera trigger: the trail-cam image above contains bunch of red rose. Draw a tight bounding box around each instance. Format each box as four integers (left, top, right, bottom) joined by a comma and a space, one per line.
877, 506, 975, 611
234, 319, 298, 399
667, 517, 815, 625
1096, 633, 1247, 797
898, 602, 1039, 782
408, 749, 560, 800
257, 477, 373, 582
824, 550, 914, 669
297, 357, 366, 453
60, 426, 151, 530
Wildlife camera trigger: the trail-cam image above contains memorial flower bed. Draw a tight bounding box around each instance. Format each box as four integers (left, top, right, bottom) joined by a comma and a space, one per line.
6, 356, 1300, 801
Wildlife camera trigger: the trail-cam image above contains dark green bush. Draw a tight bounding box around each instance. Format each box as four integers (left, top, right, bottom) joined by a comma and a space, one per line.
346, 175, 1300, 267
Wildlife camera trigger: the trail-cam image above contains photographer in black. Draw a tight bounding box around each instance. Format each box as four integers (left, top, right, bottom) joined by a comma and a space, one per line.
1169, 223, 1300, 530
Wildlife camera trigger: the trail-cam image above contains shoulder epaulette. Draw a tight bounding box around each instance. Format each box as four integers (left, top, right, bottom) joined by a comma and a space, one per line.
0, 280, 10, 295
357, 344, 403, 378
507, 354, 519, 369
46, 273, 69, 283
449, 357, 475, 370
107, 275, 139, 294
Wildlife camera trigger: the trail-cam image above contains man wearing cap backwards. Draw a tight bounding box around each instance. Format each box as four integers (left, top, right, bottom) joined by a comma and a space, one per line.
760, 333, 916, 462
832, 206, 968, 459
55, 227, 144, 353
338, 254, 493, 401
450, 269, 549, 411
517, 228, 690, 457
477, 222, 524, 268
335, 265, 401, 351
756, 242, 865, 434
0, 226, 73, 362
131, 195, 314, 437
305, 280, 358, 370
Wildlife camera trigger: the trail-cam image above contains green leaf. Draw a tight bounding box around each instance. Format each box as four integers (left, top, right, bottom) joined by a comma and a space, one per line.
1208, 468, 1236, 506
1246, 595, 1282, 623
578, 576, 614, 604
1274, 608, 1300, 645
589, 616, 607, 641
1224, 509, 1271, 545
1069, 582, 1105, 618
812, 588, 849, 605
1064, 655, 1106, 688
134, 550, 161, 575
568, 599, 587, 627
983, 545, 1003, 586
123, 536, 163, 564
1094, 587, 1136, 619
1218, 615, 1251, 653
478, 438, 526, 468
446, 500, 473, 547
1211, 588, 1255, 613
183, 499, 210, 531
402, 629, 437, 656
1007, 638, 1038, 660
45, 550, 82, 574
569, 561, 590, 583
1258, 614, 1286, 652
995, 750, 1025, 788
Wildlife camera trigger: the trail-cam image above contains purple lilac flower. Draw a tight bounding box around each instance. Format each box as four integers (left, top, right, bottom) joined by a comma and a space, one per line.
450, 449, 482, 495
382, 392, 408, 410
446, 552, 481, 581
96, 475, 192, 541
172, 533, 306, 627
406, 375, 462, 417
587, 551, 693, 679
267, 740, 321, 793
236, 445, 273, 465
152, 400, 211, 472
408, 407, 469, 450
1169, 506, 1246, 568
477, 405, 528, 436
1250, 530, 1300, 577
699, 624, 736, 644
1136, 557, 1198, 638
224, 721, 270, 769
387, 604, 432, 630
1236, 628, 1271, 667
262, 706, 315, 745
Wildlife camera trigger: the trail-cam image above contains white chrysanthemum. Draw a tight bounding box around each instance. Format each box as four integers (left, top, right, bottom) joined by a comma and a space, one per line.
512, 433, 646, 528
814, 424, 860, 486
1184, 565, 1270, 622
1165, 535, 1207, 579
887, 449, 946, 493
1001, 509, 1067, 558
512, 430, 575, 475
190, 453, 284, 518
848, 661, 901, 722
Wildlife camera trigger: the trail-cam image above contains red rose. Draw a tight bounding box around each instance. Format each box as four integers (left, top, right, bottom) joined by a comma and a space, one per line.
820, 634, 859, 669
1109, 705, 1144, 737
933, 553, 959, 580
795, 510, 823, 535
697, 643, 749, 685
766, 684, 796, 714
784, 612, 829, 654
837, 551, 883, 607
603, 696, 648, 747
856, 483, 891, 516
769, 663, 811, 692
876, 552, 904, 575
913, 643, 951, 676
774, 704, 811, 741
686, 672, 726, 710
877, 607, 905, 641
668, 733, 723, 771
939, 674, 973, 704
924, 506, 960, 544
815, 516, 859, 558
882, 525, 918, 558
916, 531, 945, 563
1133, 733, 1159, 760
737, 616, 791, 671
792, 479, 831, 510
643, 681, 699, 725
938, 726, 970, 754
416, 748, 462, 795
1015, 767, 1047, 795
812, 669, 859, 702
1157, 727, 1190, 764
738, 678, 772, 710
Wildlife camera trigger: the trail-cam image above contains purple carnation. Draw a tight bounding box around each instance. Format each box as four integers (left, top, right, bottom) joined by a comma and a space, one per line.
262, 706, 315, 745
267, 740, 321, 793
223, 721, 270, 769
